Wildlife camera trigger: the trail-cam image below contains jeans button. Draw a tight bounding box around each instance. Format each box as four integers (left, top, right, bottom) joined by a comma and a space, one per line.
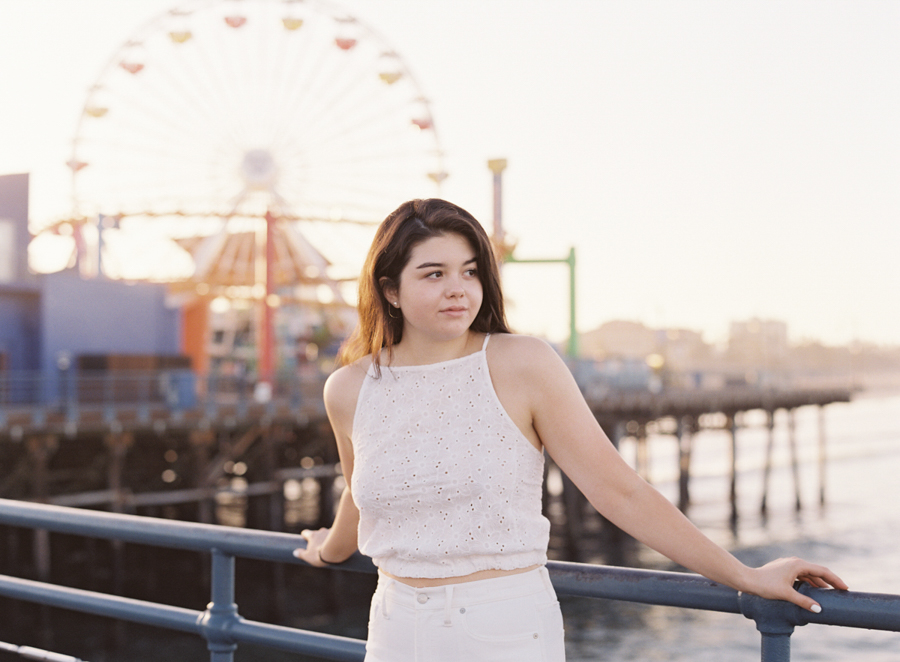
416, 593, 428, 604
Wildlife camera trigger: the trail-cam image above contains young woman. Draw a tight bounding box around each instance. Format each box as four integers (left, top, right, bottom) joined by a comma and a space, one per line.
294, 198, 846, 661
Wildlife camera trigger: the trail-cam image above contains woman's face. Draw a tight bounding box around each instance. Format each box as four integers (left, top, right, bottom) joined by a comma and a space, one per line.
386, 233, 484, 343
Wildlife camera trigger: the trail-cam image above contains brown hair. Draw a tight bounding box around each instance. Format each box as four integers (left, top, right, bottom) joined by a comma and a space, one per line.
340, 199, 510, 371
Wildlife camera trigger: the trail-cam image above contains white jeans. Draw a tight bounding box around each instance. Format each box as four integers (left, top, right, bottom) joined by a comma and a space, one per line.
365, 566, 566, 662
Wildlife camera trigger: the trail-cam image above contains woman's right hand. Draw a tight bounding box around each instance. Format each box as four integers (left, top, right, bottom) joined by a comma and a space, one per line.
293, 527, 331, 567
742, 557, 848, 613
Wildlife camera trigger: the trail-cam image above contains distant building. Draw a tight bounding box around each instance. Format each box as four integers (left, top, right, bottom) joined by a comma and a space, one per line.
0, 173, 182, 378
576, 314, 897, 392
727, 318, 788, 367
656, 327, 710, 373
579, 320, 658, 361
580, 321, 712, 368
577, 320, 718, 391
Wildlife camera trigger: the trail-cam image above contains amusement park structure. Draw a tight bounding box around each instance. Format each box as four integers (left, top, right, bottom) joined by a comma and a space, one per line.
36, 0, 447, 384
488, 158, 579, 357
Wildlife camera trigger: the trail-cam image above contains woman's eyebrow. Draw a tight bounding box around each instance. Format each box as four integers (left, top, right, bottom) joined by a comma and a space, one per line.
414, 257, 477, 270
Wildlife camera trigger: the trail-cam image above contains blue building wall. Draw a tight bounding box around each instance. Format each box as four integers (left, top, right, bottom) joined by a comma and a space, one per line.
0, 290, 41, 371
1, 172, 183, 376
40, 271, 181, 373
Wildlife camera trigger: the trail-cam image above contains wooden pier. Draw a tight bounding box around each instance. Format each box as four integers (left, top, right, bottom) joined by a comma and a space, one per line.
589, 385, 852, 512
1, 375, 853, 571
555, 385, 853, 561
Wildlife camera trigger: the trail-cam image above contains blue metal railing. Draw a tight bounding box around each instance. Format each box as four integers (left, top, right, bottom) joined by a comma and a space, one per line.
0, 498, 897, 662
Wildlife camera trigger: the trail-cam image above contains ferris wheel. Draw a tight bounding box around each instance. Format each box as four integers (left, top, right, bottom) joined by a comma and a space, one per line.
66, 0, 447, 236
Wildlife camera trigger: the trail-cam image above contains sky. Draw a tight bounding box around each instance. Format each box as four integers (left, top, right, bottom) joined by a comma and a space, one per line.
1, 0, 898, 347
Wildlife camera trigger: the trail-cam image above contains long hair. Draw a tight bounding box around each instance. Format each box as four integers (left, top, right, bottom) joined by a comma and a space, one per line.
340, 199, 510, 371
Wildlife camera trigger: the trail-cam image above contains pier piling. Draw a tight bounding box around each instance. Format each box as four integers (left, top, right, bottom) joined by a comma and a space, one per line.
787, 409, 802, 512
727, 413, 739, 525
760, 411, 776, 516
817, 406, 827, 506
677, 416, 694, 511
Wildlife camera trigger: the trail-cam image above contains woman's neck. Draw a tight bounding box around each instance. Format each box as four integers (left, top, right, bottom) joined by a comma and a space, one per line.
389, 330, 480, 367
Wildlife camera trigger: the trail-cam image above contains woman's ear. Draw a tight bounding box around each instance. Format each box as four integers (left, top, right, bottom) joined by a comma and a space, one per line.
380, 277, 398, 307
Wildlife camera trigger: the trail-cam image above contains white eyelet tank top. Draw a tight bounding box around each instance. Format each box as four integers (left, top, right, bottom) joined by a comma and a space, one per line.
350, 334, 551, 579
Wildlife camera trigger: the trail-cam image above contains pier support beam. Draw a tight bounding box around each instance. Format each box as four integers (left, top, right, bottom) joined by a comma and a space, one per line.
105, 431, 133, 650
190, 429, 216, 525
26, 435, 57, 583
561, 470, 585, 562
265, 427, 282, 532
760, 410, 776, 516
26, 434, 57, 647
817, 405, 827, 507
760, 408, 803, 515
676, 416, 694, 512
261, 425, 288, 621
596, 420, 628, 563
635, 423, 650, 483
726, 413, 739, 526
317, 423, 337, 528
787, 409, 802, 513
104, 432, 134, 516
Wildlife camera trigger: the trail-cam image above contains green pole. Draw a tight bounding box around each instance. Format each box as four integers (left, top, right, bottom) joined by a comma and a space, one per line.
503, 248, 579, 357
567, 246, 577, 357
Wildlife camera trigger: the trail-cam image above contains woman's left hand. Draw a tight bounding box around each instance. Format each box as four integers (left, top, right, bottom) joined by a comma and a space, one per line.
744, 557, 849, 613
293, 527, 331, 567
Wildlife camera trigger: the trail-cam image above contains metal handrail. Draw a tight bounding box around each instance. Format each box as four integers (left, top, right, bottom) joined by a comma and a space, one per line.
0, 639, 88, 661
0, 498, 897, 661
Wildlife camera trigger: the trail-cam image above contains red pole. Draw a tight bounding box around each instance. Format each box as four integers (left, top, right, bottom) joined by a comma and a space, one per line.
72, 224, 88, 277
260, 210, 276, 387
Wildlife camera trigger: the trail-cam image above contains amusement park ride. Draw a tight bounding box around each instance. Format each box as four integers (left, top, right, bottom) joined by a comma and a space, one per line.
37, 0, 448, 387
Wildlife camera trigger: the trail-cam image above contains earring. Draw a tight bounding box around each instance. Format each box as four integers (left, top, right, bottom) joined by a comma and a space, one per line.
388, 305, 400, 320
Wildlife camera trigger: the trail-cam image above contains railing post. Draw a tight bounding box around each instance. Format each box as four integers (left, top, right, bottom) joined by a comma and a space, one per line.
739, 592, 802, 662
199, 549, 240, 662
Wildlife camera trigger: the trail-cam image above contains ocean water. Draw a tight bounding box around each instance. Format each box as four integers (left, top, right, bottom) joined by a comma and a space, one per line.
563, 390, 900, 661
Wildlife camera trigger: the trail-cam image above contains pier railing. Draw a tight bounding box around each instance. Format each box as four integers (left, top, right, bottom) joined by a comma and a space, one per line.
0, 369, 322, 418
0, 499, 898, 662
1, 368, 851, 440
0, 369, 328, 439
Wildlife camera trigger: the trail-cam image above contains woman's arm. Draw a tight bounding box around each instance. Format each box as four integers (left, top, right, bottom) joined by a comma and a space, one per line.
293, 364, 365, 566
507, 336, 847, 611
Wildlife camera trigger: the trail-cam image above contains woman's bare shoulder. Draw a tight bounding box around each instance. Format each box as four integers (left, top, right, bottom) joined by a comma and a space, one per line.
323, 357, 370, 420
488, 333, 562, 364
487, 333, 568, 379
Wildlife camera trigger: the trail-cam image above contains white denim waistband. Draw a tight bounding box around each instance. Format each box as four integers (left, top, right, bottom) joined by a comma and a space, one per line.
374, 567, 556, 627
